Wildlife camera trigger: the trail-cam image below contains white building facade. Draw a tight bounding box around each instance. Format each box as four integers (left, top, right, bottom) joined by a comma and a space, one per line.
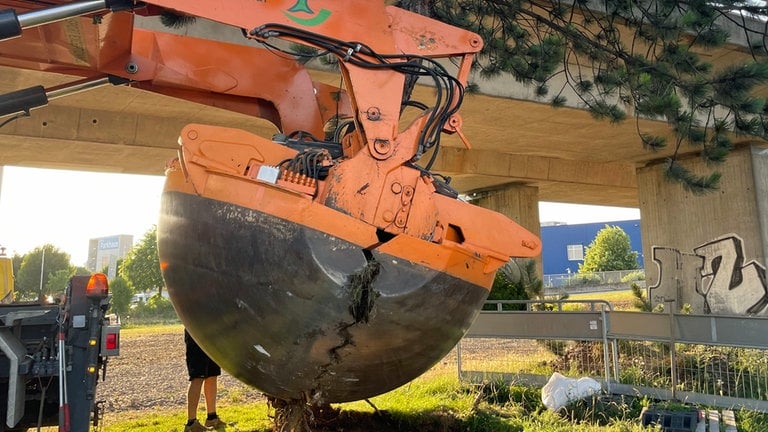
87, 235, 133, 279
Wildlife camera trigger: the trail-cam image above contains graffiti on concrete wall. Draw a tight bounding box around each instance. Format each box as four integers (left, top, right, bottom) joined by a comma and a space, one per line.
650, 234, 768, 315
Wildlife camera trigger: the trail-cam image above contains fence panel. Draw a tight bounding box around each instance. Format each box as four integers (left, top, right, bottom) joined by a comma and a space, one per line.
543, 269, 644, 288
458, 338, 609, 388
458, 301, 768, 412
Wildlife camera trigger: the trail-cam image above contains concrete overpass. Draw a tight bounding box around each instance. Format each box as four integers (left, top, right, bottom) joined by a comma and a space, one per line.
0, 63, 650, 205
1, 13, 767, 295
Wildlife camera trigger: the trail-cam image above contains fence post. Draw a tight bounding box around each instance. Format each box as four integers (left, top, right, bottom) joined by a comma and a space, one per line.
601, 307, 612, 394
611, 337, 620, 389
456, 341, 463, 381
666, 299, 678, 400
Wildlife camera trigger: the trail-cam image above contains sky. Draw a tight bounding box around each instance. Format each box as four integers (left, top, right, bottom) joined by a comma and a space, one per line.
0, 166, 165, 267
0, 166, 640, 267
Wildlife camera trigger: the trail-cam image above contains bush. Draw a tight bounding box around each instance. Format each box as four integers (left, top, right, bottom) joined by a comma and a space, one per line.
109, 277, 133, 316
483, 271, 529, 311
621, 271, 646, 283
569, 273, 602, 285
126, 294, 179, 324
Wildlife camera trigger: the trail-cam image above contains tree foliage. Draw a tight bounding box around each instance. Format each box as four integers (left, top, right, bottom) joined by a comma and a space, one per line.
73, 266, 91, 276
631, 282, 652, 311
109, 276, 134, 316
15, 245, 72, 301
579, 225, 639, 272
119, 226, 164, 295
44, 269, 73, 300
41, 266, 90, 302
499, 258, 544, 299
485, 270, 530, 311
11, 253, 22, 282
398, 0, 768, 193
484, 258, 544, 310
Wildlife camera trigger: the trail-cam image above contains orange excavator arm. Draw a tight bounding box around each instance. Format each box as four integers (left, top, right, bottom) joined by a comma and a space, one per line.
0, 3, 345, 136
0, 0, 477, 144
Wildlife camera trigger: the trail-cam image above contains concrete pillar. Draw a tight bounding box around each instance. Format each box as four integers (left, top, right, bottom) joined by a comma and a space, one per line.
637, 145, 768, 315
470, 184, 542, 276
753, 146, 768, 267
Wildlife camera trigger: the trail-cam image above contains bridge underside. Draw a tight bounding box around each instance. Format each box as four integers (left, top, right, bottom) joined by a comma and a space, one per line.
2, 14, 764, 210
3, 12, 764, 209
0, 64, 672, 207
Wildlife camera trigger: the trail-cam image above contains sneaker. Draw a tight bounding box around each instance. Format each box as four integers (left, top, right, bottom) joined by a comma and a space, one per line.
184, 419, 209, 432
205, 417, 226, 429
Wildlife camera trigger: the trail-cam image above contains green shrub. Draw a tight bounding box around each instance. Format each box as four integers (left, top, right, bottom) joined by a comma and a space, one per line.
125, 294, 179, 324
569, 273, 602, 285
484, 272, 529, 311
561, 395, 643, 426
738, 409, 768, 432
621, 271, 646, 283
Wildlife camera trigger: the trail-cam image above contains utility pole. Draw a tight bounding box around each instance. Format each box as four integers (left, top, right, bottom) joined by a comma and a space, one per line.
38, 247, 45, 301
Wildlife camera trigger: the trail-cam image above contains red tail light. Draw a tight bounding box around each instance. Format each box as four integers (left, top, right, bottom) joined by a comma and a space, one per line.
105, 333, 118, 350
86, 273, 109, 299
101, 325, 120, 356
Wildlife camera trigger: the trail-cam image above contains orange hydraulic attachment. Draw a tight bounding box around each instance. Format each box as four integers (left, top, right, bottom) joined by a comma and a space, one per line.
170, 123, 540, 286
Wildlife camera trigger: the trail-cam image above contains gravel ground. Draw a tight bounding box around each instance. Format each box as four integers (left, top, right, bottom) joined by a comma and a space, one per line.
96, 327, 266, 418
95, 328, 516, 415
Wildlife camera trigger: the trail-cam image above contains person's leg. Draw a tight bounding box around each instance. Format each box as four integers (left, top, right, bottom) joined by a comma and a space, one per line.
185, 331, 211, 430
203, 375, 227, 428
203, 376, 218, 416
187, 378, 204, 422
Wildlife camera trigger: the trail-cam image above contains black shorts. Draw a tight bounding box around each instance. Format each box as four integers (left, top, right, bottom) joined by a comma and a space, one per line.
185, 330, 221, 380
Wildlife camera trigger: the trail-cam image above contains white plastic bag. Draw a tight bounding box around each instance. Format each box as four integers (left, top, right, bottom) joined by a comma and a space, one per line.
541, 372, 602, 411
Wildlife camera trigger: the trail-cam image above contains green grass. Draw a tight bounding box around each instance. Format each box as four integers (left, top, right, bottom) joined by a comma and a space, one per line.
569, 290, 635, 304
98, 371, 672, 431
564, 290, 637, 311
102, 403, 272, 432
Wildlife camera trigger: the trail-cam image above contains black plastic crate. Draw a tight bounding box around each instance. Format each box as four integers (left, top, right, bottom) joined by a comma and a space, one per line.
640, 407, 700, 432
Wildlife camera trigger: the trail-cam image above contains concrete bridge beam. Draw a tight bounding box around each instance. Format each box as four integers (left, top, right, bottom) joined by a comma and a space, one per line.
432, 147, 639, 206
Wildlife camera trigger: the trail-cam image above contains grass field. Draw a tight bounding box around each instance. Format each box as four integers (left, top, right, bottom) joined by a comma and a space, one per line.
566, 289, 638, 310
569, 289, 635, 303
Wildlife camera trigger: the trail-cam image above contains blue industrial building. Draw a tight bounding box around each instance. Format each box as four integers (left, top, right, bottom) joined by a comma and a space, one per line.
540, 220, 643, 276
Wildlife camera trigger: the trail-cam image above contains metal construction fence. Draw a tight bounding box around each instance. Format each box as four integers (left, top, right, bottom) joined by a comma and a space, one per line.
457, 300, 768, 412
543, 270, 644, 289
